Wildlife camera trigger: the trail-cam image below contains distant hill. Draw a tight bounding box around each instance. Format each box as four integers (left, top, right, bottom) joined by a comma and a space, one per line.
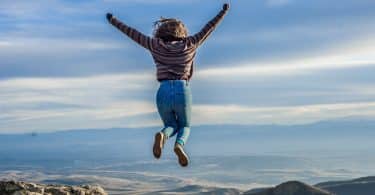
244, 176, 375, 195
244, 181, 332, 195
147, 184, 242, 195
316, 176, 375, 195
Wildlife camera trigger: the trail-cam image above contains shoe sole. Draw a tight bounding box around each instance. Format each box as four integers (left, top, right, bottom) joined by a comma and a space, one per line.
153, 133, 163, 159
174, 146, 189, 167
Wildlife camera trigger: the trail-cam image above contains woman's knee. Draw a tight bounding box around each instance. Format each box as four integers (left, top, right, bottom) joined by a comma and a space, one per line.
164, 124, 178, 131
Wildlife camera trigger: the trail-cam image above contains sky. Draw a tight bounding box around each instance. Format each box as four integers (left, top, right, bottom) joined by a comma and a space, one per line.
1, 0, 375, 133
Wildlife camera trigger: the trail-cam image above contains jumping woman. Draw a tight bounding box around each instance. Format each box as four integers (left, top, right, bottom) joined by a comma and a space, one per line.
106, 3, 229, 167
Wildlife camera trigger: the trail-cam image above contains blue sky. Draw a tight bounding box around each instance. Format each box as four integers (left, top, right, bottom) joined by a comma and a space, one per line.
1, 0, 375, 133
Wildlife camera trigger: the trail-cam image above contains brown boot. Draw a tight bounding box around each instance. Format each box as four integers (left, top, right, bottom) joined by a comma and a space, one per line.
153, 132, 165, 159
174, 143, 189, 167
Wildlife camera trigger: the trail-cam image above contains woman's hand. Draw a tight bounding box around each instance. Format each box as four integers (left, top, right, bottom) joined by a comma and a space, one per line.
106, 13, 113, 22
223, 3, 229, 11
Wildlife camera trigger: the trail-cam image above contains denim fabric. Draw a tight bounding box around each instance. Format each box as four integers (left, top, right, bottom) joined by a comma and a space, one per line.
156, 80, 192, 146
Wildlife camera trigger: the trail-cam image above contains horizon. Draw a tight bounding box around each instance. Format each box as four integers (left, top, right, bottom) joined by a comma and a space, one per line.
1, 116, 375, 135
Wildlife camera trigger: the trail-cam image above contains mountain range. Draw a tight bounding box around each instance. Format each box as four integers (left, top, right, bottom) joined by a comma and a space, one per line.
2, 176, 375, 195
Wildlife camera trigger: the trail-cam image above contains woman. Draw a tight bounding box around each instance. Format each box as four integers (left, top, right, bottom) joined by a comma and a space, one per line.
106, 3, 229, 167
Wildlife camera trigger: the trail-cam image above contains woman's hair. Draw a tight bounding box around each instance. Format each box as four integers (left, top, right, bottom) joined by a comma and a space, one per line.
153, 17, 188, 42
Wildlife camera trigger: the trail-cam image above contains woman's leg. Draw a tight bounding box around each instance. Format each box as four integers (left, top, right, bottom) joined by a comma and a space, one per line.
173, 81, 192, 167
158, 111, 178, 138
156, 83, 178, 139
174, 82, 192, 146
154, 83, 179, 159
153, 106, 177, 159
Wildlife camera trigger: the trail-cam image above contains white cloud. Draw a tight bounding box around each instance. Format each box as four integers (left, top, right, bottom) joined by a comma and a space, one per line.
0, 74, 151, 90
196, 37, 375, 79
1, 73, 375, 133
0, 74, 158, 132
192, 102, 375, 125
0, 74, 153, 107
0, 37, 125, 55
0, 41, 12, 47
217, 16, 375, 44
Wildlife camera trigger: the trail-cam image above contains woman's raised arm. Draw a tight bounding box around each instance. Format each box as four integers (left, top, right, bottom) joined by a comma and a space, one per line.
188, 4, 229, 46
107, 13, 155, 51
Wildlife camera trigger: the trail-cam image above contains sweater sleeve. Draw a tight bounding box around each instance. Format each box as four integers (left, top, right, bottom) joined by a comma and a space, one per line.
188, 9, 228, 46
110, 17, 155, 51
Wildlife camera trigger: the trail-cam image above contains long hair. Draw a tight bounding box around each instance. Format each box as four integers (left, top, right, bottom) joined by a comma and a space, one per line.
153, 17, 188, 42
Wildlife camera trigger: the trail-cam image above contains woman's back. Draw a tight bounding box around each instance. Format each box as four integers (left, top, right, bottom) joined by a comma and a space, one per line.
150, 38, 197, 81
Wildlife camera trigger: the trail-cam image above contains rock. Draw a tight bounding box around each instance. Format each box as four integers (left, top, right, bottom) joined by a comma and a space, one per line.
0, 181, 107, 195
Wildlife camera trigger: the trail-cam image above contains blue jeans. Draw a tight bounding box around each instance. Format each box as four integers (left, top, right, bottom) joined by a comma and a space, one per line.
156, 80, 192, 146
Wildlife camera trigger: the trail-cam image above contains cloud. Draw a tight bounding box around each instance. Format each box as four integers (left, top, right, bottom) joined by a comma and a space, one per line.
0, 74, 158, 132
1, 75, 159, 126
193, 102, 375, 125
217, 15, 375, 45
0, 37, 125, 54
0, 73, 153, 108
196, 37, 375, 79
1, 73, 375, 133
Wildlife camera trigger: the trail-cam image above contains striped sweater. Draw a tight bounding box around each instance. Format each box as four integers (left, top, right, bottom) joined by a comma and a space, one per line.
109, 9, 228, 81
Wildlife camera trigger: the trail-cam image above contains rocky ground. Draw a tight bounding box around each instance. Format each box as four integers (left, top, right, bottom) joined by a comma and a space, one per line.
0, 180, 107, 195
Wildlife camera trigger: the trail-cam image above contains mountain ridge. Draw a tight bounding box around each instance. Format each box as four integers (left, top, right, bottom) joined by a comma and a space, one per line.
2, 176, 375, 195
